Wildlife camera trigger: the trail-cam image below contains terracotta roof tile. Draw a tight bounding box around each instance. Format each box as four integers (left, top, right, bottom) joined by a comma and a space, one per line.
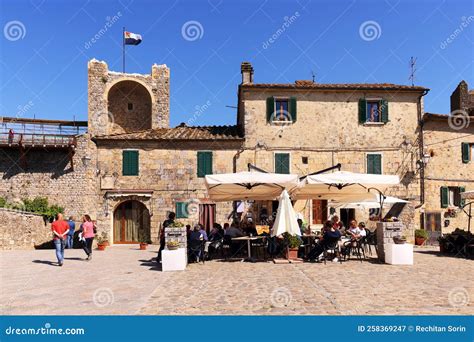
95, 124, 243, 141
241, 82, 429, 91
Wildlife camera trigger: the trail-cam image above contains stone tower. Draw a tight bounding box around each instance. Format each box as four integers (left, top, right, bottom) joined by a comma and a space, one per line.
87, 59, 170, 136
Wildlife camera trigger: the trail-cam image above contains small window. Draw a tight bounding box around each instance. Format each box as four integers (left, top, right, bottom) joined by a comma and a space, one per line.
462, 142, 473, 163
275, 153, 290, 174
266, 97, 297, 123
302, 156, 308, 164
197, 151, 213, 178
274, 99, 290, 122
176, 202, 189, 218
359, 99, 388, 124
366, 101, 381, 123
122, 150, 139, 176
366, 153, 382, 174
128, 103, 133, 111
441, 186, 465, 208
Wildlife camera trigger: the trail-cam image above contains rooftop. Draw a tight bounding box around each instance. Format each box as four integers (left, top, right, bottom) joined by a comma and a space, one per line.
240, 82, 429, 92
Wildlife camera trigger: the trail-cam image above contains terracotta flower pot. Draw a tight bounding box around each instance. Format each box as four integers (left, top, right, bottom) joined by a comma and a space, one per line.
415, 237, 426, 246
286, 248, 299, 260
97, 243, 106, 251
102, 241, 109, 247
139, 243, 148, 250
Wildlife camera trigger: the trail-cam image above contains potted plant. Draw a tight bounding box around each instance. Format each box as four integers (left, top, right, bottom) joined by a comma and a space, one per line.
414, 229, 428, 246
96, 232, 108, 251
139, 235, 149, 250
283, 233, 301, 260
167, 240, 180, 250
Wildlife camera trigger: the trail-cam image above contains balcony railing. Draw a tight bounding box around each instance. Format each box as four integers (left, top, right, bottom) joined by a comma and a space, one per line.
0, 133, 77, 148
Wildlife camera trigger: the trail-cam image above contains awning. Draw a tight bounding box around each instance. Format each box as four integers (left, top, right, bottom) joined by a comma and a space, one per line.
292, 171, 400, 201
461, 190, 474, 200
205, 171, 298, 201
331, 195, 408, 209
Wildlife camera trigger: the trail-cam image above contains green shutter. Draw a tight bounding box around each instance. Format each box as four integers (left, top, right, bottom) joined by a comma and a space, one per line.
459, 186, 466, 208
275, 153, 290, 174
461, 143, 470, 163
440, 187, 449, 208
197, 151, 212, 177
380, 99, 389, 123
266, 97, 274, 123
176, 202, 189, 218
358, 98, 367, 124
290, 97, 297, 122
122, 150, 139, 176
367, 154, 382, 174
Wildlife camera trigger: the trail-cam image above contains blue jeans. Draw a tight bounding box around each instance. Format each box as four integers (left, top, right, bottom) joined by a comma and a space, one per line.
54, 239, 66, 263
66, 234, 74, 249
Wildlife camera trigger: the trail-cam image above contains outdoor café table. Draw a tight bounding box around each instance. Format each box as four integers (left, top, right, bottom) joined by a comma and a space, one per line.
232, 236, 263, 261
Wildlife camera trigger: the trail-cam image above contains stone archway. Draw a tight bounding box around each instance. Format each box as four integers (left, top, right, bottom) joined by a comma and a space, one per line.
107, 80, 152, 134
113, 200, 151, 243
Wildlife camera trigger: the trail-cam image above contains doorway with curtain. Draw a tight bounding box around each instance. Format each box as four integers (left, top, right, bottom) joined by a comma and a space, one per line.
113, 200, 150, 243
199, 204, 216, 233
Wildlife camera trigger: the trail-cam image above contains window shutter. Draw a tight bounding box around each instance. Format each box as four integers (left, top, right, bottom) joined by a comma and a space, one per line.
461, 143, 470, 163
440, 187, 449, 208
275, 153, 290, 174
380, 99, 389, 123
358, 99, 367, 124
197, 151, 212, 177
367, 154, 382, 174
459, 186, 466, 207
266, 97, 274, 123
176, 202, 189, 218
122, 150, 139, 176
290, 97, 297, 122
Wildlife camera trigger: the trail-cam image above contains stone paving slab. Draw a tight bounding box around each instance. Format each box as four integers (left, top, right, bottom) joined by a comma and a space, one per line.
0, 246, 472, 315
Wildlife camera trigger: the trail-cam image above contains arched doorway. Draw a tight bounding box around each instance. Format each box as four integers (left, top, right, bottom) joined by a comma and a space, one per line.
107, 80, 152, 134
113, 200, 150, 243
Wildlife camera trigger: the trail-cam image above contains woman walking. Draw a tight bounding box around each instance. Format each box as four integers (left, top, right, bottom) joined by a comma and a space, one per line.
81, 215, 95, 261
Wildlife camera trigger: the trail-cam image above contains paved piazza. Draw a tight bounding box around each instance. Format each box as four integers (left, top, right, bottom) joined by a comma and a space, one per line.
0, 245, 472, 315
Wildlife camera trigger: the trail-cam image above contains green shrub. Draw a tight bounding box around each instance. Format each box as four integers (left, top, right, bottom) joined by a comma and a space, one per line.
415, 229, 429, 239
283, 232, 301, 249
0, 197, 6, 208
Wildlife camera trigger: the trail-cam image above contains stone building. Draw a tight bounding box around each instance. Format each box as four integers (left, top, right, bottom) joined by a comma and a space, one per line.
1, 60, 472, 248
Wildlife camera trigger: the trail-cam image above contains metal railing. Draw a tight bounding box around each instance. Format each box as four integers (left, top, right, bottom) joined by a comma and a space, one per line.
0, 133, 76, 147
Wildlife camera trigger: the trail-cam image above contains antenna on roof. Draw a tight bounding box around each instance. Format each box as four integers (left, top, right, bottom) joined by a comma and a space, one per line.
311, 70, 316, 83
409, 56, 417, 86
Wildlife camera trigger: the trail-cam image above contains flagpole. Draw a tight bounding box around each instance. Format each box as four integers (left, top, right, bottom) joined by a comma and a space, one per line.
122, 27, 125, 73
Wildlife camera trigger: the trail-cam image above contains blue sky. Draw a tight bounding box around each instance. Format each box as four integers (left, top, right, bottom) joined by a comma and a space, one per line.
1, 0, 473, 127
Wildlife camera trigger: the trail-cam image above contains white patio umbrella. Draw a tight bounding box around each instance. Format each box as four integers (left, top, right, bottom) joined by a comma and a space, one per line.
331, 195, 408, 209
292, 171, 400, 201
271, 190, 301, 237
205, 171, 298, 202
461, 190, 474, 199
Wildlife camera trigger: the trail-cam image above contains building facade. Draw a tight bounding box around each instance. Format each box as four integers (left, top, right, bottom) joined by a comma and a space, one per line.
1, 60, 472, 247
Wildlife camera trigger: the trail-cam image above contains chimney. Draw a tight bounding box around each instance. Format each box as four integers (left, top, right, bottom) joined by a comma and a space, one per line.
241, 62, 254, 84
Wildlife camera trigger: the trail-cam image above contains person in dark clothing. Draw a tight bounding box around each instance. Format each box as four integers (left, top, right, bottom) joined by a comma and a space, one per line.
306, 220, 341, 262
157, 212, 175, 263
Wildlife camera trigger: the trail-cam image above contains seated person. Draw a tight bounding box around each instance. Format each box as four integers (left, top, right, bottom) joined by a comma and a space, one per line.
224, 223, 244, 238
209, 223, 223, 241
347, 220, 360, 238
189, 225, 204, 242
357, 222, 367, 238
306, 220, 341, 261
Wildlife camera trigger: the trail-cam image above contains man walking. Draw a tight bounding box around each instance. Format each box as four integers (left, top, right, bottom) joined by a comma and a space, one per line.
157, 212, 175, 263
51, 213, 69, 266
66, 216, 75, 249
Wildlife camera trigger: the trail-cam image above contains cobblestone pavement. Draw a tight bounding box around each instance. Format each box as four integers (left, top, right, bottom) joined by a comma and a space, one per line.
1, 245, 472, 315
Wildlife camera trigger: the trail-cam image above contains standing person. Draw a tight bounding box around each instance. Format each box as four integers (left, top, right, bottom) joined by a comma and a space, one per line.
157, 212, 175, 263
66, 216, 75, 249
51, 213, 69, 266
8, 129, 14, 144
81, 215, 95, 261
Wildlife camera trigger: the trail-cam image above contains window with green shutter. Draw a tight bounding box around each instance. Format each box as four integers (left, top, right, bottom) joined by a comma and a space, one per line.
440, 186, 449, 208
266, 97, 296, 123
461, 143, 471, 163
176, 202, 188, 218
366, 154, 382, 174
122, 150, 139, 176
197, 151, 213, 177
359, 99, 388, 124
275, 153, 290, 174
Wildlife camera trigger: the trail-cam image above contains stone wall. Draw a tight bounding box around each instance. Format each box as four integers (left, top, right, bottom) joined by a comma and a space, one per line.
88, 59, 170, 136
0, 134, 99, 222
0, 208, 50, 250
423, 118, 474, 233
